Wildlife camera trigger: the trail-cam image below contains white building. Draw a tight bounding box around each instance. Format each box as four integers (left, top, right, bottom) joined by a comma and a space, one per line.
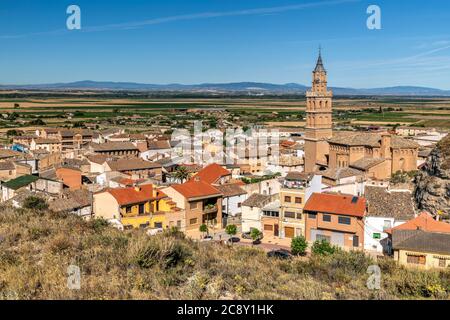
364, 186, 416, 253
215, 183, 248, 218
241, 193, 272, 232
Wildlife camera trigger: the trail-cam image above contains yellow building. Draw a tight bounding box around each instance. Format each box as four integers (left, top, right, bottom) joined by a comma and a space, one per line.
392, 229, 450, 270
279, 172, 314, 239
93, 184, 181, 229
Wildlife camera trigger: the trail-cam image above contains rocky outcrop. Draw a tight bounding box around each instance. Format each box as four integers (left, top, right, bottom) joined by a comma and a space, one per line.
414, 135, 450, 215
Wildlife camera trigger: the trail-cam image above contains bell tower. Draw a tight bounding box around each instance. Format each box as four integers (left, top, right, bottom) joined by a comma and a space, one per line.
304, 48, 333, 172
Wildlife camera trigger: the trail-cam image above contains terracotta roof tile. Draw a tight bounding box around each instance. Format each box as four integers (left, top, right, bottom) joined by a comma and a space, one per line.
171, 180, 222, 199
105, 184, 164, 206
191, 163, 231, 184
387, 212, 450, 234
304, 193, 366, 217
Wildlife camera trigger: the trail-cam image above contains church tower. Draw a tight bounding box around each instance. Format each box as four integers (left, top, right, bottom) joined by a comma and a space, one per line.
304, 49, 333, 172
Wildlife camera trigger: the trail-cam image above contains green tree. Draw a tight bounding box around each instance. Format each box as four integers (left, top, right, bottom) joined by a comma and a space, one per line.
6, 129, 21, 137
172, 166, 191, 183
291, 236, 308, 256
250, 228, 262, 244
311, 239, 338, 256
23, 196, 48, 211
199, 224, 209, 238
225, 224, 237, 237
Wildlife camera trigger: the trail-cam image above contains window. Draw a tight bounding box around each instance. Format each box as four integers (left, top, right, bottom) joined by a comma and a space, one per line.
285, 211, 296, 219
407, 255, 426, 265
438, 258, 446, 268
338, 216, 351, 225
154, 222, 163, 229
237, 203, 241, 208
284, 196, 292, 203
190, 202, 198, 210
373, 233, 381, 239
308, 213, 317, 219
176, 220, 181, 228
189, 218, 198, 225
295, 197, 302, 204
316, 234, 331, 242
125, 206, 132, 214
322, 214, 331, 222
138, 204, 145, 215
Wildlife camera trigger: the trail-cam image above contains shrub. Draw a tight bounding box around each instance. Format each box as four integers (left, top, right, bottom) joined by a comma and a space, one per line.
199, 224, 208, 235
291, 236, 308, 256
225, 224, 237, 237
311, 239, 338, 256
23, 196, 48, 211
250, 228, 262, 243
131, 236, 191, 269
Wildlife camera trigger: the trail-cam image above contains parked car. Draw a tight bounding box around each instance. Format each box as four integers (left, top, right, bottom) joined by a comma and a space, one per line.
201, 235, 213, 241
267, 249, 291, 259
146, 228, 163, 236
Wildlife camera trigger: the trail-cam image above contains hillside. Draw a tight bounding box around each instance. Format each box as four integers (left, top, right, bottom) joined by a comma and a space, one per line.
415, 134, 450, 215
0, 206, 448, 300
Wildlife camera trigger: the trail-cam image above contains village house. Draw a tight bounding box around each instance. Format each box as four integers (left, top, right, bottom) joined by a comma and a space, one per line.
55, 167, 83, 190
279, 172, 322, 239
93, 184, 180, 229
89, 141, 139, 156
319, 167, 365, 196
49, 189, 92, 218
215, 183, 247, 224
140, 140, 172, 161
0, 161, 32, 181
191, 163, 232, 185
241, 193, 272, 233
1, 174, 63, 202
105, 158, 163, 180
364, 186, 416, 253
30, 138, 62, 153
387, 212, 450, 269
162, 179, 223, 232
303, 193, 366, 249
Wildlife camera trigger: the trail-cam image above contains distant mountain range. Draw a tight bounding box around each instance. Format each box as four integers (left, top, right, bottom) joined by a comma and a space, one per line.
1, 80, 450, 96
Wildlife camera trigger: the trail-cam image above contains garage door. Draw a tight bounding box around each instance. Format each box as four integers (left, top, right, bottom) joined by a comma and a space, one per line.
284, 227, 295, 238
264, 224, 273, 231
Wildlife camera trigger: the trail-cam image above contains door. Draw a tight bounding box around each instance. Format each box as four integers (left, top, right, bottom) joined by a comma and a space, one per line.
284, 227, 295, 238
353, 235, 359, 247
274, 224, 279, 237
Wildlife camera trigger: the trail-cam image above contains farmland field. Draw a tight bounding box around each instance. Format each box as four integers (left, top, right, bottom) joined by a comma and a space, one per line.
1, 93, 450, 130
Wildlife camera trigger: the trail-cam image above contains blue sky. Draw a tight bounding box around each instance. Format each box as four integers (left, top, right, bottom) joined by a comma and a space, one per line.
1, 0, 450, 89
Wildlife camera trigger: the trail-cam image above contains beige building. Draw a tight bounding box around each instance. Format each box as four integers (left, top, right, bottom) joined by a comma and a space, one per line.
303, 51, 419, 180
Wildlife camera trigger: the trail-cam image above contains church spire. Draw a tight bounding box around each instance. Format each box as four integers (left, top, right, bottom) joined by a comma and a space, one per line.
314, 46, 326, 73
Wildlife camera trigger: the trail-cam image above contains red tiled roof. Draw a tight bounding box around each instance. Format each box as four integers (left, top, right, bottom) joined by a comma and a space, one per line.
303, 193, 366, 217
106, 184, 164, 206
171, 180, 222, 199
191, 163, 231, 184
387, 212, 450, 234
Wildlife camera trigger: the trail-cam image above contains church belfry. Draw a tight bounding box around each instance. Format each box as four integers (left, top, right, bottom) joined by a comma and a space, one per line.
304, 49, 333, 172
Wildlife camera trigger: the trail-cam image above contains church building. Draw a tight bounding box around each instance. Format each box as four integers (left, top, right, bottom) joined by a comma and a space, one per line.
304, 51, 419, 180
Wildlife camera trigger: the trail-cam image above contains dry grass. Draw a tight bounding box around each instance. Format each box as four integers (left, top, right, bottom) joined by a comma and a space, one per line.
0, 206, 448, 300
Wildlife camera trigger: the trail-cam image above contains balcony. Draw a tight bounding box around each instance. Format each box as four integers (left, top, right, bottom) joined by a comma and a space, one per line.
203, 204, 218, 214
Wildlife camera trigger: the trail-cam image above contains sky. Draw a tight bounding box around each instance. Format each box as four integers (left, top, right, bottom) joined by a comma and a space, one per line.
0, 0, 450, 89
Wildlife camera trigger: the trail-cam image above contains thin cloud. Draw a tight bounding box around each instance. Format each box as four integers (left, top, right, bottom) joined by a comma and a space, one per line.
0, 0, 359, 39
